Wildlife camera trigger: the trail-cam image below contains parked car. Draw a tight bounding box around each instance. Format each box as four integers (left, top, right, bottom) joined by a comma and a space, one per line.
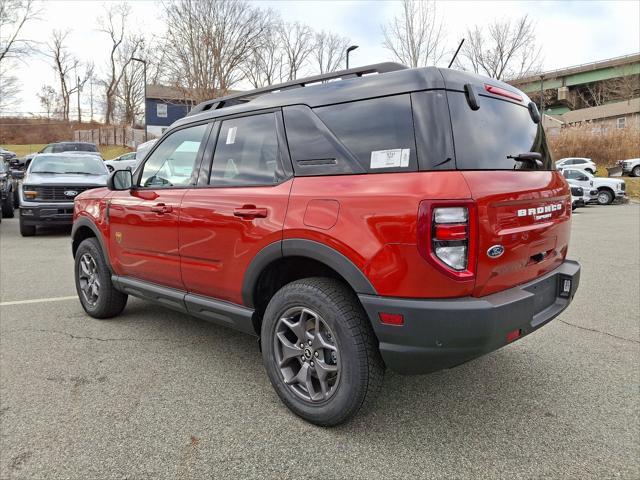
555, 157, 597, 174
559, 168, 626, 205
0, 160, 18, 217
71, 63, 580, 426
104, 151, 137, 172
135, 138, 157, 163
17, 142, 101, 170
0, 147, 17, 162
570, 185, 585, 210
19, 153, 109, 236
619, 158, 640, 177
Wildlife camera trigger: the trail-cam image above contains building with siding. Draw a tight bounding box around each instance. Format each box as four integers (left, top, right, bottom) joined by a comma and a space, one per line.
145, 85, 196, 137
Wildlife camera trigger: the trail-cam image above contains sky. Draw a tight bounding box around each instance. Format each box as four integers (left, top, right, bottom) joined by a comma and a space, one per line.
4, 0, 640, 117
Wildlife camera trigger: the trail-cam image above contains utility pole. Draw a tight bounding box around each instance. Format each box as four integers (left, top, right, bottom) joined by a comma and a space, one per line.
540, 74, 545, 119
131, 57, 147, 142
77, 75, 82, 123
90, 77, 94, 122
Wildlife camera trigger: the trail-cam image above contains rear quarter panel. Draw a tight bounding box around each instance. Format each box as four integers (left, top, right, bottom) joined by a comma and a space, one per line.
285, 171, 475, 298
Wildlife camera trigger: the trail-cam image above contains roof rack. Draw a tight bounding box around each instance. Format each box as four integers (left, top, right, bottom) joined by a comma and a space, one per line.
187, 62, 407, 116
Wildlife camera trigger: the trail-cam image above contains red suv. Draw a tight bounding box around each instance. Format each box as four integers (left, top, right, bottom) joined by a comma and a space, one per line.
71, 63, 580, 426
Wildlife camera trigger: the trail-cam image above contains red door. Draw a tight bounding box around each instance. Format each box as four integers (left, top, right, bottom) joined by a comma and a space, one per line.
107, 123, 211, 289
179, 112, 292, 305
108, 189, 187, 289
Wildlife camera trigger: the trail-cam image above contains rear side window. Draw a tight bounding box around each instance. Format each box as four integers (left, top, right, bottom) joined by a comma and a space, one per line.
447, 91, 552, 170
314, 95, 417, 173
209, 113, 282, 187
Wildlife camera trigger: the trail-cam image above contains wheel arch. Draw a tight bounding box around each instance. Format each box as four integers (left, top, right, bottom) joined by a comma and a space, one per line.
71, 217, 113, 272
243, 239, 378, 333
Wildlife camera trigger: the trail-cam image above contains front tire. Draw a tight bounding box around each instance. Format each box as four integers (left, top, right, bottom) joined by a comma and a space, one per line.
261, 277, 384, 426
1, 191, 14, 218
74, 237, 128, 319
596, 189, 613, 205
19, 216, 35, 236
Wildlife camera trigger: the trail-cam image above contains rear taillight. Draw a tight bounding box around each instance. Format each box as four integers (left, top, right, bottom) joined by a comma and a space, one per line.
418, 201, 477, 280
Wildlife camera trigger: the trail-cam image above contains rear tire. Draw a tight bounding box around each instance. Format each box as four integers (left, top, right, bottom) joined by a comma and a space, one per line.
74, 237, 128, 319
106, 165, 114, 172
596, 189, 613, 205
632, 166, 640, 177
585, 168, 595, 175
19, 216, 35, 236
1, 192, 14, 218
261, 277, 384, 426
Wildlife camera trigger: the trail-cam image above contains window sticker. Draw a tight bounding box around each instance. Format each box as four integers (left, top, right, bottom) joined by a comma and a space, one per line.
226, 126, 237, 144
370, 149, 410, 169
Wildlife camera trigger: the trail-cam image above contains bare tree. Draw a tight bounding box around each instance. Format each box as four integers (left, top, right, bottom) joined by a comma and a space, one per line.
48, 30, 79, 121
313, 31, 349, 74
0, 0, 40, 63
37, 85, 58, 119
278, 21, 314, 80
116, 55, 144, 125
0, 72, 20, 111
243, 23, 285, 88
0, 0, 40, 111
98, 3, 143, 124
382, 0, 445, 68
162, 0, 272, 103
456, 15, 542, 80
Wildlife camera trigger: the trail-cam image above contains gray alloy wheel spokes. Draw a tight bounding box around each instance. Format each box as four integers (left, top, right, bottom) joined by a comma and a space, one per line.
78, 253, 100, 307
274, 307, 340, 403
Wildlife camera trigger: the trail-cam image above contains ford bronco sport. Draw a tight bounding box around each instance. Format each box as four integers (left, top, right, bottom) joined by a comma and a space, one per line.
71, 63, 580, 426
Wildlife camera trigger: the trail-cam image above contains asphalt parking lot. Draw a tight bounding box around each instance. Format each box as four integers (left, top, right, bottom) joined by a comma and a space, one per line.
1, 204, 638, 479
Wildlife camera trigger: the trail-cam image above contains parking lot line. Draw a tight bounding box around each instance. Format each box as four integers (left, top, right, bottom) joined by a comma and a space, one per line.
0, 296, 77, 307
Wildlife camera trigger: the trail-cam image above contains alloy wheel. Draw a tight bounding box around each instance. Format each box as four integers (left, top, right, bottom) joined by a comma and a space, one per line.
273, 307, 340, 402
78, 253, 100, 307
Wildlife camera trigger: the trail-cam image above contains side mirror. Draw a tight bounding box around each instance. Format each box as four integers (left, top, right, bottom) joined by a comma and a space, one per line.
10, 169, 24, 179
107, 169, 133, 191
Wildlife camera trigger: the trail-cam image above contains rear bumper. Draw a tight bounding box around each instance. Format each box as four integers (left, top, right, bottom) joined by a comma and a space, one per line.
359, 259, 580, 374
20, 203, 74, 226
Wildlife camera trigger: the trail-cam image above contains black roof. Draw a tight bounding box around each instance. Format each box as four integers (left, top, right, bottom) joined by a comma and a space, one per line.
173, 63, 530, 129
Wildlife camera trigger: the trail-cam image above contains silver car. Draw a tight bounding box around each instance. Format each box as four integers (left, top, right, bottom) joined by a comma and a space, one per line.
104, 151, 137, 172
19, 153, 109, 236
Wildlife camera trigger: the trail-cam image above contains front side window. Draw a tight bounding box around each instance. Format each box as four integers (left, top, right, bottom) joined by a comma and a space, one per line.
139, 124, 208, 188
209, 113, 281, 187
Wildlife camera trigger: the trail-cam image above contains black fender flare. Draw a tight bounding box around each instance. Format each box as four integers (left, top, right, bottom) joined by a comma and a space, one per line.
241, 239, 377, 308
71, 216, 113, 272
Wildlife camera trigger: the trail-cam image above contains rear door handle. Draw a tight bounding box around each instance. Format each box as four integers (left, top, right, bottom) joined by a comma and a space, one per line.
150, 203, 173, 214
233, 205, 268, 219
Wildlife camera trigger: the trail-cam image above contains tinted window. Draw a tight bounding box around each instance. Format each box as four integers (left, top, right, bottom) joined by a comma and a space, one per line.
314, 95, 417, 172
209, 113, 281, 187
283, 105, 362, 176
448, 92, 552, 170
139, 124, 207, 188
29, 154, 107, 175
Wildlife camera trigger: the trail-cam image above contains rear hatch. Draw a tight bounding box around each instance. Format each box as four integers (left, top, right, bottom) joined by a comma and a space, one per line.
441, 71, 571, 297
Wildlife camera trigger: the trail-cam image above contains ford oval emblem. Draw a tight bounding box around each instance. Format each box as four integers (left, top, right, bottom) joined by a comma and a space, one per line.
487, 245, 505, 258
64, 190, 78, 197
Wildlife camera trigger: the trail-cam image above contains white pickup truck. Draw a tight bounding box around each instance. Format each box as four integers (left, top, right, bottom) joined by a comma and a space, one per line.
559, 168, 626, 205
619, 158, 640, 177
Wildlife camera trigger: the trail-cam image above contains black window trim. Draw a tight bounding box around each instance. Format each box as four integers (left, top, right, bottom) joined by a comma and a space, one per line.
133, 120, 215, 190
196, 107, 294, 190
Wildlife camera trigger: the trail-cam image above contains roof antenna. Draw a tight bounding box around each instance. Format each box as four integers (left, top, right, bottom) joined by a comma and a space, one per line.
447, 39, 465, 69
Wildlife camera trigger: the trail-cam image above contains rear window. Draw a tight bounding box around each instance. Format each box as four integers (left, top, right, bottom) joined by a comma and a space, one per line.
447, 91, 552, 170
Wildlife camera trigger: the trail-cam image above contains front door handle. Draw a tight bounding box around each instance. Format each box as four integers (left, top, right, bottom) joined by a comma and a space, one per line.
150, 203, 173, 214
233, 205, 268, 219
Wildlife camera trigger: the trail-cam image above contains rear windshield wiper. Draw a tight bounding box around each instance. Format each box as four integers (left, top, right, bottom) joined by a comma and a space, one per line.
507, 152, 543, 169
